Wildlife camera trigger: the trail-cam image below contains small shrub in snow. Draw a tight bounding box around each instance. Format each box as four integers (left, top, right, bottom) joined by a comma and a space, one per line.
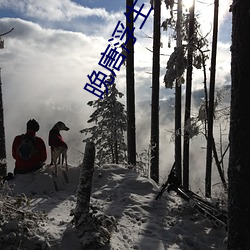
0, 180, 53, 249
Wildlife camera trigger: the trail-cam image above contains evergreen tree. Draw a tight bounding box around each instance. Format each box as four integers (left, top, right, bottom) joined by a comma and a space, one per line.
81, 81, 127, 166
163, 1, 210, 187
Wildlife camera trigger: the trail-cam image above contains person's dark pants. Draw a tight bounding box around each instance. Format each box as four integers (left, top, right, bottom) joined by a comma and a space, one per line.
14, 165, 43, 175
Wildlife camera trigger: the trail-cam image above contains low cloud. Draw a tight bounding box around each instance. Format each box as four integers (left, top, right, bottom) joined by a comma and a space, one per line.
0, 0, 231, 193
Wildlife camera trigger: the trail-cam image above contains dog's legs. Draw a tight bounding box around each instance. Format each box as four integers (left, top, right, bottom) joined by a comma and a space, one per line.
50, 147, 54, 165
52, 147, 68, 176
61, 152, 68, 171
52, 148, 60, 177
61, 152, 69, 183
61, 153, 65, 165
54, 163, 58, 177
57, 154, 61, 164
64, 153, 68, 171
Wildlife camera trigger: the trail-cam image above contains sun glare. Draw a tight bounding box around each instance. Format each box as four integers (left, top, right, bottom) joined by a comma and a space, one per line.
183, 0, 194, 9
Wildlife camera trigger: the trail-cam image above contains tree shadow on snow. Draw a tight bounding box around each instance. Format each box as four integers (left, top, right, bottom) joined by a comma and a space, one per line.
135, 190, 227, 250
91, 164, 172, 250
91, 164, 226, 250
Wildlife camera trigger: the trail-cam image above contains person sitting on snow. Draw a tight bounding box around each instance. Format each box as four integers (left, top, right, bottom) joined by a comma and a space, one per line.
12, 119, 47, 174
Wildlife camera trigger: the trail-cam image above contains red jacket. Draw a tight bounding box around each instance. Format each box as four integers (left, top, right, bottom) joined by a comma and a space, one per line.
12, 131, 47, 171
48, 128, 68, 149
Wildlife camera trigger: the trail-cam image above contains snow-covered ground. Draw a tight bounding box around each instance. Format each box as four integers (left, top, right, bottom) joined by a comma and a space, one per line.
1, 164, 227, 250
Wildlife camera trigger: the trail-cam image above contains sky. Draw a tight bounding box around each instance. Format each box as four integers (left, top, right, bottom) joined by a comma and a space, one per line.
0, 0, 232, 189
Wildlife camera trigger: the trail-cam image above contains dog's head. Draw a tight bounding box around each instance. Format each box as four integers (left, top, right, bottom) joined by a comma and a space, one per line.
53, 121, 69, 131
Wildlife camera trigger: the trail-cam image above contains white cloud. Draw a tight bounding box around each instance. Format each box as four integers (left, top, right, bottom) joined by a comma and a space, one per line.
0, 17, 110, 168
0, 0, 232, 178
0, 0, 110, 21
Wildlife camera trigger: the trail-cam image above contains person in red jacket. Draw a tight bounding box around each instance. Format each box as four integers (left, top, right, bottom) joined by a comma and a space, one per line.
12, 119, 47, 174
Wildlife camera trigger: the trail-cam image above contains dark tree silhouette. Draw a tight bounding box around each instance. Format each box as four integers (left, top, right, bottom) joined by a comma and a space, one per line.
205, 0, 219, 197
0, 28, 14, 177
126, 0, 136, 166
0, 69, 6, 177
150, 0, 161, 184
183, 0, 195, 190
228, 0, 250, 248
175, 0, 183, 183
80, 82, 127, 166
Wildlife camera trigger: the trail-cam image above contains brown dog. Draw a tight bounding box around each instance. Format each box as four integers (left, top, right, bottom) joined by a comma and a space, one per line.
48, 121, 69, 176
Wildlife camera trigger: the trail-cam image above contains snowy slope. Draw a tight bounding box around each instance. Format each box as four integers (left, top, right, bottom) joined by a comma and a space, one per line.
2, 164, 227, 250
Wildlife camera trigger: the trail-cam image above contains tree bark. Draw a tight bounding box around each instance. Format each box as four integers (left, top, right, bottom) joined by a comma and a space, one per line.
183, 0, 195, 190
74, 142, 95, 227
114, 139, 118, 164
74, 142, 116, 248
228, 0, 250, 249
175, 0, 183, 183
126, 0, 136, 166
150, 0, 161, 184
0, 69, 7, 177
205, 0, 219, 198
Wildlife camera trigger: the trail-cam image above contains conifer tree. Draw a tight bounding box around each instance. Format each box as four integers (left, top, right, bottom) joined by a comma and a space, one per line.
80, 80, 127, 166
163, 1, 210, 187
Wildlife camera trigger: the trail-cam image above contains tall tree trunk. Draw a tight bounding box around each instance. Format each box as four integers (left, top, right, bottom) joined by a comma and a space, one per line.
183, 0, 195, 190
175, 0, 183, 183
0, 69, 7, 177
205, 0, 219, 197
150, 0, 161, 184
113, 115, 119, 164
228, 0, 250, 248
114, 139, 119, 164
126, 0, 136, 166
